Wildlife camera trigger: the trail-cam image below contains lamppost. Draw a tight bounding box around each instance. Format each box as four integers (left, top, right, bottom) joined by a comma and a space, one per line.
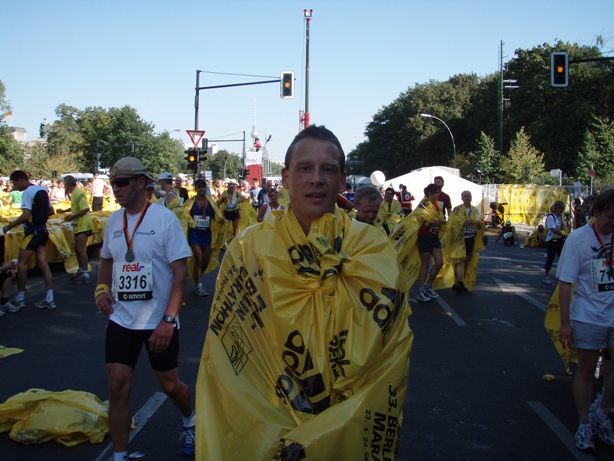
420, 113, 457, 169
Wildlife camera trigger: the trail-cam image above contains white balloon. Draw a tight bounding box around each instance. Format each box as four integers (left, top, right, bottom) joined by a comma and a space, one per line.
370, 170, 386, 187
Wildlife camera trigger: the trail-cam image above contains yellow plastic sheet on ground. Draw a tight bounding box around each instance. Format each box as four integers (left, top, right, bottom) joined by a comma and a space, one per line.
544, 283, 578, 373
0, 389, 109, 447
0, 345, 24, 358
196, 207, 413, 460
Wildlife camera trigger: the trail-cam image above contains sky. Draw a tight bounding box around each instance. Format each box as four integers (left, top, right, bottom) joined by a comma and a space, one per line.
2, 0, 613, 164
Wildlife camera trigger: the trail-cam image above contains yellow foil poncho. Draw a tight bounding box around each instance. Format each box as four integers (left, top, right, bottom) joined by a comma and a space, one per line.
196, 206, 413, 460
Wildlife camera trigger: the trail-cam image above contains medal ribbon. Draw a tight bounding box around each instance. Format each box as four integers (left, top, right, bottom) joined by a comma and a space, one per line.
123, 201, 151, 257
592, 222, 614, 277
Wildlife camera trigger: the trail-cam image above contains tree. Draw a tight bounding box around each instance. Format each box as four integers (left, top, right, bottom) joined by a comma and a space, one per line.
206, 150, 243, 180
467, 132, 500, 183
575, 116, 614, 184
0, 125, 22, 174
0, 80, 11, 118
500, 127, 546, 183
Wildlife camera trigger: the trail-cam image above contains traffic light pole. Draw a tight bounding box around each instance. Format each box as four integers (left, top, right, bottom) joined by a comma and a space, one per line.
193, 70, 281, 131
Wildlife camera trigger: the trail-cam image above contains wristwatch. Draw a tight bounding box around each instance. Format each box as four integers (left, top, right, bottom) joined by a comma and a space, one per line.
162, 315, 176, 324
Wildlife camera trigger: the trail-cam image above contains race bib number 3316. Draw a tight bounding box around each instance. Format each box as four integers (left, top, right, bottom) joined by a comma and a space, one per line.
113, 261, 154, 301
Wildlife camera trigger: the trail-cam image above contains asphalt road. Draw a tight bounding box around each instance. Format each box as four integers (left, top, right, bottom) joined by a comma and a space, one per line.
0, 231, 612, 461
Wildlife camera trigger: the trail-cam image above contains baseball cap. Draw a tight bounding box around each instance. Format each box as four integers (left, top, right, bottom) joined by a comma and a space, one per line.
158, 171, 173, 181
506, 220, 511, 225
109, 157, 154, 182
146, 182, 155, 189
195, 178, 207, 187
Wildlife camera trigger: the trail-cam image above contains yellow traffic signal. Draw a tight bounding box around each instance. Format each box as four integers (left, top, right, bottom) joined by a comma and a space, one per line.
551, 52, 569, 88
280, 71, 294, 99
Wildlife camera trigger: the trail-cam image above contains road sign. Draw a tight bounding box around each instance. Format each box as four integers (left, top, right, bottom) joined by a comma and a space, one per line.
589, 169, 595, 177
549, 169, 561, 177
186, 130, 206, 146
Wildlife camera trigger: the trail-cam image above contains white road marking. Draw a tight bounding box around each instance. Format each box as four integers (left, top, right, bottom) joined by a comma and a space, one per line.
527, 401, 596, 461
435, 296, 468, 327
95, 392, 168, 461
492, 277, 548, 312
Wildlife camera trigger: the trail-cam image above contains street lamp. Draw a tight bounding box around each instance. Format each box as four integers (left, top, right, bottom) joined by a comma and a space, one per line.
420, 113, 457, 169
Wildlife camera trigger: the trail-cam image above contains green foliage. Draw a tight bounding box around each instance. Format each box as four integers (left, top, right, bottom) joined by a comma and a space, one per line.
500, 127, 545, 183
205, 149, 243, 180
348, 39, 614, 185
0, 80, 11, 117
575, 116, 614, 183
467, 132, 500, 183
23, 104, 186, 178
0, 125, 23, 174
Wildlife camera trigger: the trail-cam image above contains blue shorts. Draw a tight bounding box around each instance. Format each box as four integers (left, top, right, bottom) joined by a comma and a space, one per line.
188, 227, 212, 248
571, 320, 614, 350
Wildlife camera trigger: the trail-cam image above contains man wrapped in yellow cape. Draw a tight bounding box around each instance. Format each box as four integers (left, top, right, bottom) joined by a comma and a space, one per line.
196, 206, 413, 460
375, 196, 403, 235
444, 202, 485, 291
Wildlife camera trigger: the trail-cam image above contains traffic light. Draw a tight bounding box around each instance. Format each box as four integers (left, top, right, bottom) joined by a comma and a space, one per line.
185, 148, 198, 172
280, 71, 294, 99
198, 147, 207, 163
551, 51, 569, 88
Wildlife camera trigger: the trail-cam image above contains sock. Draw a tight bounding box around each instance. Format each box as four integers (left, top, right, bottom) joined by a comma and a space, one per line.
183, 410, 196, 428
425, 283, 433, 289
15, 291, 25, 302
196, 283, 202, 289
1, 297, 8, 305
46, 290, 54, 302
113, 452, 128, 461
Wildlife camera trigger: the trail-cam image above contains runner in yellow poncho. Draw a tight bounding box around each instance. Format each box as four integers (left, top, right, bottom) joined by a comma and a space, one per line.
375, 187, 403, 236
196, 125, 413, 460
391, 184, 446, 300
181, 179, 227, 293
448, 190, 485, 292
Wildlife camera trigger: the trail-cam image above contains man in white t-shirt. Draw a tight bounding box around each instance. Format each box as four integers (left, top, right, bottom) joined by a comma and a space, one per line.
95, 157, 196, 460
2, 170, 55, 310
91, 173, 106, 211
558, 189, 614, 451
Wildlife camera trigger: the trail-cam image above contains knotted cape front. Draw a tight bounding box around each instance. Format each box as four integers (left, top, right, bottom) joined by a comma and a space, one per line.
196, 206, 413, 460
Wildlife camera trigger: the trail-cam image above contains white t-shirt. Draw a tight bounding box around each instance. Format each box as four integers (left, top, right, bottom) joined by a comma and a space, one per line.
101, 202, 191, 330
545, 213, 563, 242
556, 224, 614, 326
92, 178, 105, 197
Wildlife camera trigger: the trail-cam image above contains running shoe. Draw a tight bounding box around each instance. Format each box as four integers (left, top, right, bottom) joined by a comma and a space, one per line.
416, 290, 430, 302
590, 407, 614, 445
9, 299, 25, 311
34, 299, 56, 310
72, 272, 91, 284
425, 287, 439, 299
179, 425, 195, 456
575, 422, 595, 451
543, 276, 553, 285
1, 301, 21, 313
195, 286, 208, 297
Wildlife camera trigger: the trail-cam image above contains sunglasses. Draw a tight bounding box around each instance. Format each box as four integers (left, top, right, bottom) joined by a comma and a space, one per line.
111, 177, 138, 187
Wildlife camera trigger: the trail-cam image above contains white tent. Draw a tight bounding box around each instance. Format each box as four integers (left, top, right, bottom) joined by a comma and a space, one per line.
384, 166, 486, 214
